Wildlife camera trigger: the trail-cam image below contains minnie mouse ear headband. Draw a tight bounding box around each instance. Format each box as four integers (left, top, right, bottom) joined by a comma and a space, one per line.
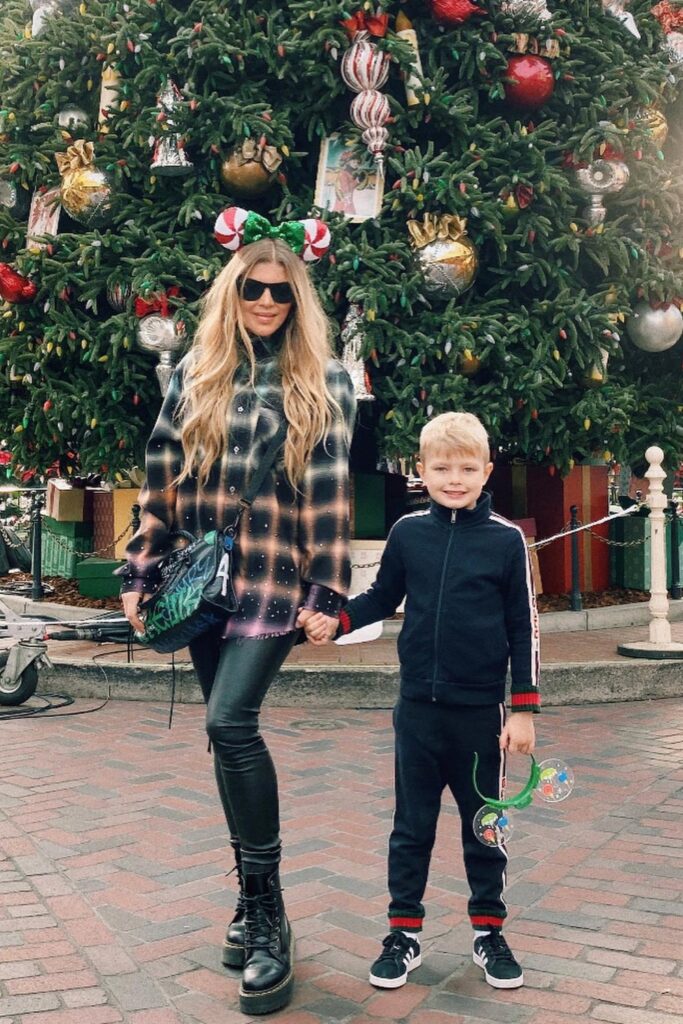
214, 207, 331, 263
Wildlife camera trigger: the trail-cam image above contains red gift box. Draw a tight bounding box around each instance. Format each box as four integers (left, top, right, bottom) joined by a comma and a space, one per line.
489, 464, 609, 594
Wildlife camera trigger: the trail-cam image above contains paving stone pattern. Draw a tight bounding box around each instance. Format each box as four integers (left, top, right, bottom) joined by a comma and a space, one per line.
0, 697, 682, 1023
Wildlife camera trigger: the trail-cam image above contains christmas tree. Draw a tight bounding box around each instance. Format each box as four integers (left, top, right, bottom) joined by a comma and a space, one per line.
0, 0, 682, 484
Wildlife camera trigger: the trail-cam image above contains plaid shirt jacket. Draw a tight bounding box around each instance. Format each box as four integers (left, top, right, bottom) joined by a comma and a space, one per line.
117, 351, 356, 638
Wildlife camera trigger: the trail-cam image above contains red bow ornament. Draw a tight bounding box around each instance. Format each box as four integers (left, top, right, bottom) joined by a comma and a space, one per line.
340, 10, 390, 38
428, 0, 485, 26
0, 263, 37, 303
134, 285, 181, 318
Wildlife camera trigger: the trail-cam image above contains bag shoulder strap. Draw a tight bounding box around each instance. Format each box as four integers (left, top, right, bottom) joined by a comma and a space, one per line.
238, 420, 288, 514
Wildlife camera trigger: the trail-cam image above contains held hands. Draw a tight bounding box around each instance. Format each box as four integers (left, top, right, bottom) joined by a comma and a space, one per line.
121, 591, 152, 635
499, 712, 536, 755
296, 608, 339, 646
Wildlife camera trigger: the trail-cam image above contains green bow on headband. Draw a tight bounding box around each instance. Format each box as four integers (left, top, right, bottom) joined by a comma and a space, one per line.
242, 212, 305, 254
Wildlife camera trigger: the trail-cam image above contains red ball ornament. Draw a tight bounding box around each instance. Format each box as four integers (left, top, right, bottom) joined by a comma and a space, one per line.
429, 0, 485, 25
0, 263, 37, 303
503, 56, 555, 111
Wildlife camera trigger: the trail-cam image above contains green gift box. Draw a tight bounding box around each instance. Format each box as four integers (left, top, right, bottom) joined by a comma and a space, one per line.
42, 515, 92, 539
609, 515, 682, 590
42, 531, 93, 578
76, 558, 125, 599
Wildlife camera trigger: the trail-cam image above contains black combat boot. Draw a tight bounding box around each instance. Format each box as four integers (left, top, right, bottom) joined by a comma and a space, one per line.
222, 841, 246, 968
238, 868, 294, 1015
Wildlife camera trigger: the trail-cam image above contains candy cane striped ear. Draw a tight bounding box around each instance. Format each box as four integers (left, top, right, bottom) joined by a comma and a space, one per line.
300, 218, 331, 262
214, 206, 249, 250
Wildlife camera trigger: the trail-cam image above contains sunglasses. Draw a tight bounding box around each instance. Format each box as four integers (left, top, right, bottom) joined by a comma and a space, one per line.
239, 277, 295, 305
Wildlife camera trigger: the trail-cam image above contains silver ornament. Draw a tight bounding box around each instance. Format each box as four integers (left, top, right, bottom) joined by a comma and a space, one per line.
57, 105, 89, 131
0, 179, 30, 219
150, 135, 194, 177
662, 31, 683, 65
625, 302, 683, 353
602, 0, 640, 39
30, 0, 74, 37
341, 303, 374, 402
137, 314, 186, 395
150, 79, 193, 177
575, 159, 629, 225
501, 0, 552, 21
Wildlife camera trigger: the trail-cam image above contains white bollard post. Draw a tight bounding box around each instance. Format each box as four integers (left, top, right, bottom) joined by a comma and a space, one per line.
618, 446, 683, 659
645, 446, 671, 645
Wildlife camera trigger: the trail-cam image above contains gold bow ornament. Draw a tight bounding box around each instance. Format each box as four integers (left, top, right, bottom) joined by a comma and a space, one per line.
220, 138, 283, 198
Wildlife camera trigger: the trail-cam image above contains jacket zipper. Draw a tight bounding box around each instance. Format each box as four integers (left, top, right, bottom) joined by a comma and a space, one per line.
432, 509, 457, 700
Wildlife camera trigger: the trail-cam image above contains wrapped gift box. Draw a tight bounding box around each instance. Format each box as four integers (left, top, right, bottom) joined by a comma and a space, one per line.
76, 558, 125, 599
45, 478, 85, 522
511, 517, 544, 596
609, 515, 682, 590
112, 487, 140, 559
42, 515, 92, 539
91, 489, 115, 559
489, 464, 609, 594
350, 472, 407, 540
42, 531, 93, 578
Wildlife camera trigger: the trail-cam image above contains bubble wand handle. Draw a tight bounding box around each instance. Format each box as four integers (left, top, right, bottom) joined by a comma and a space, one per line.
472, 752, 541, 810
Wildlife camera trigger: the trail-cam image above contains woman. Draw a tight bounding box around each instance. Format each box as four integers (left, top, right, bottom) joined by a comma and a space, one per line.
119, 210, 355, 1015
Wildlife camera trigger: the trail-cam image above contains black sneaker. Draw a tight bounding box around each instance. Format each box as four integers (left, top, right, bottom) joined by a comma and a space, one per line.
473, 931, 524, 989
369, 931, 421, 989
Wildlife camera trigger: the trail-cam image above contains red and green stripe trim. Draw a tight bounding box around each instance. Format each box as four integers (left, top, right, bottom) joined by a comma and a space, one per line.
511, 691, 540, 709
470, 914, 505, 928
389, 916, 423, 930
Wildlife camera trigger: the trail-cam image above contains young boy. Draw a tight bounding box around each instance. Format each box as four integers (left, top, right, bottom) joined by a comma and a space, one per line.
299, 412, 540, 991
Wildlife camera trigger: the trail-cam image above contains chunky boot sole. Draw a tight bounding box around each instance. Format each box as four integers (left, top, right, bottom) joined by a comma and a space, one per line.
221, 938, 245, 969
238, 933, 295, 1015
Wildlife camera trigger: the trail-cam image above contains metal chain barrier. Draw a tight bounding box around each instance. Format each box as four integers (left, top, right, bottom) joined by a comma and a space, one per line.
528, 504, 643, 551
0, 522, 31, 549
40, 520, 133, 561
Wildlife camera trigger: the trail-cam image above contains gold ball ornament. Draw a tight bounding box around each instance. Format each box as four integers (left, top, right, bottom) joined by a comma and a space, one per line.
55, 139, 114, 228
639, 106, 668, 148
408, 214, 478, 301
220, 139, 282, 198
458, 348, 482, 376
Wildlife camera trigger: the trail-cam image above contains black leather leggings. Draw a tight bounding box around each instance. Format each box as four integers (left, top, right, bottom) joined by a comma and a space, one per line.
189, 631, 298, 874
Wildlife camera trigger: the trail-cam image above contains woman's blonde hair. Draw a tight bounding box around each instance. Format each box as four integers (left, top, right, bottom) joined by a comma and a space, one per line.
176, 238, 339, 488
419, 411, 490, 463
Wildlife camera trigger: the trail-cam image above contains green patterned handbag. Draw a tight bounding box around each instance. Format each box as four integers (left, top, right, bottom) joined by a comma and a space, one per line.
137, 422, 287, 653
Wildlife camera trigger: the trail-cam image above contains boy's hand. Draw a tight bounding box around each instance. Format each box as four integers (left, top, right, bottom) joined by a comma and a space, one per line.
500, 712, 535, 755
296, 608, 339, 646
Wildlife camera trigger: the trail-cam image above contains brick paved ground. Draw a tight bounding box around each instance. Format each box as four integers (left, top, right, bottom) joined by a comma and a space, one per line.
0, 695, 682, 1023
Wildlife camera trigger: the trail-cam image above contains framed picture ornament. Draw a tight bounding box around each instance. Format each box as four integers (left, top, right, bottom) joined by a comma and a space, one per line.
26, 187, 61, 252
314, 134, 384, 223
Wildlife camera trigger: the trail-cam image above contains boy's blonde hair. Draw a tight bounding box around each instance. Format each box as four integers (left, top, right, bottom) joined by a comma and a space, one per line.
419, 412, 490, 463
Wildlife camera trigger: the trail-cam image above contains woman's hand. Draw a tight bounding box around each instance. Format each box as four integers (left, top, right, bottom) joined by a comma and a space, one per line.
121, 591, 152, 635
296, 608, 338, 646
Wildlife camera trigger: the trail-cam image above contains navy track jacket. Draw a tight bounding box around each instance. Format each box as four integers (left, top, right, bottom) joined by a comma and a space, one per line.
339, 492, 541, 712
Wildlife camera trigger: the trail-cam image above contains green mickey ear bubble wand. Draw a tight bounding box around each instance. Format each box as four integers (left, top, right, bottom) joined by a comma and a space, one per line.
472, 753, 575, 848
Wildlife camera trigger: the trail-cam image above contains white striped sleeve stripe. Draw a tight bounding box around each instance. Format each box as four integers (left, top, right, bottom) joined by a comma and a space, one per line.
489, 513, 541, 690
